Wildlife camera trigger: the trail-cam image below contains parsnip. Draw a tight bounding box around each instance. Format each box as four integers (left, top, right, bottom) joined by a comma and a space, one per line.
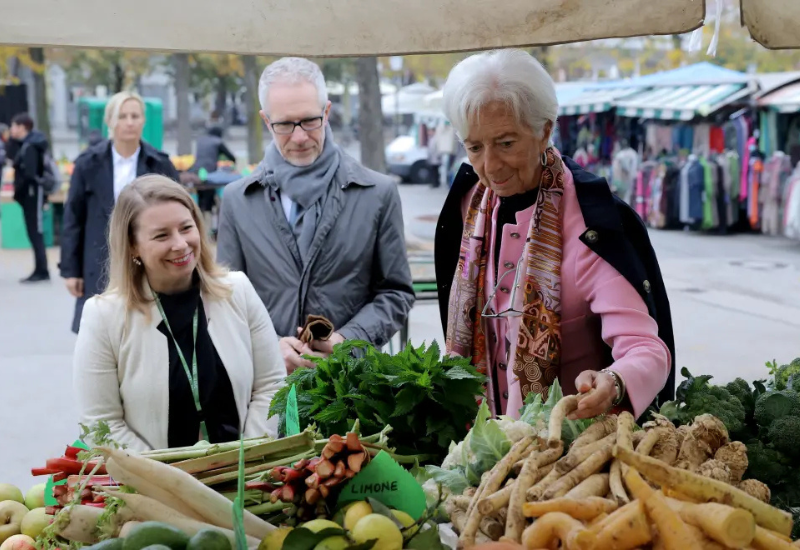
505, 445, 562, 542
555, 433, 616, 474
519, 512, 593, 550
565, 473, 609, 499
478, 463, 555, 515
609, 459, 630, 506
547, 395, 579, 449
522, 496, 617, 520
614, 445, 794, 537
541, 444, 613, 500
569, 414, 617, 452
589, 500, 652, 550
664, 497, 756, 548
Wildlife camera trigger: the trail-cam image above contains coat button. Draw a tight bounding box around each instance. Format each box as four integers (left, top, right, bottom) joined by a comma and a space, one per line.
510, 232, 521, 238
499, 363, 507, 370
500, 287, 510, 294
504, 261, 514, 269
502, 391, 509, 399
585, 230, 599, 243
643, 280, 652, 293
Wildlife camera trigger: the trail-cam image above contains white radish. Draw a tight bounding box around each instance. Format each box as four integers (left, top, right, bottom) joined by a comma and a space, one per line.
53, 505, 103, 544
100, 446, 274, 539
107, 491, 261, 548
105, 456, 206, 521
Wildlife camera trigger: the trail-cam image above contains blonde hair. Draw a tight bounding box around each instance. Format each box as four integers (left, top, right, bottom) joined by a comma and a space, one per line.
105, 91, 146, 131
105, 174, 231, 314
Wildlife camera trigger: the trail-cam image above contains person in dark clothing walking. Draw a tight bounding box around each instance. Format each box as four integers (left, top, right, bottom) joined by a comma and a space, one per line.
11, 113, 50, 283
190, 126, 237, 219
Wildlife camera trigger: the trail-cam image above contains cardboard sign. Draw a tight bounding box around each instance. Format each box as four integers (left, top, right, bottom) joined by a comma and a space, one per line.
44, 440, 91, 506
336, 450, 427, 520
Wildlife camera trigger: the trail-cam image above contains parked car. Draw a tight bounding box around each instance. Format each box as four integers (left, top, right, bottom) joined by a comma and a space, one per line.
385, 135, 437, 183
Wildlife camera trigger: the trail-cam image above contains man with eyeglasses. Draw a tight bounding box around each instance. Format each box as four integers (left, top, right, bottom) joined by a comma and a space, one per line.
217, 57, 415, 373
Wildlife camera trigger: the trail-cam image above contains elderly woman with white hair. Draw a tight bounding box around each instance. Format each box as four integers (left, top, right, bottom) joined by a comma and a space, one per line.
435, 49, 676, 421
60, 91, 179, 333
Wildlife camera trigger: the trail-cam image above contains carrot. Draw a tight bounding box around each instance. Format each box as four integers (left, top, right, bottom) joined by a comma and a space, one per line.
107, 491, 260, 548
569, 414, 617, 453
564, 473, 609, 500
53, 505, 103, 544
614, 445, 794, 537
547, 395, 579, 449
664, 497, 755, 548
105, 457, 206, 522
518, 511, 593, 550
100, 446, 273, 539
555, 433, 616, 474
752, 526, 796, 549
458, 436, 533, 548
541, 444, 613, 500
522, 496, 617, 521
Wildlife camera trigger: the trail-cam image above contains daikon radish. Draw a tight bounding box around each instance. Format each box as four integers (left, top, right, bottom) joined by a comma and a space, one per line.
105, 456, 206, 521
100, 446, 273, 539
53, 505, 103, 544
107, 491, 260, 548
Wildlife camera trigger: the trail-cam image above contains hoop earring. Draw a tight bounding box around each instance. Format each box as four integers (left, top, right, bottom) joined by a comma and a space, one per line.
132, 257, 142, 266
540, 152, 547, 166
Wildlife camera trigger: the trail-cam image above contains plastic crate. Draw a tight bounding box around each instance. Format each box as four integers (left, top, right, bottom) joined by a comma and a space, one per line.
1, 202, 54, 249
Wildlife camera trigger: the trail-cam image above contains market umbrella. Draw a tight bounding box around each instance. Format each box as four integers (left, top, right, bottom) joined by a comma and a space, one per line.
741, 0, 800, 50
3, 0, 703, 56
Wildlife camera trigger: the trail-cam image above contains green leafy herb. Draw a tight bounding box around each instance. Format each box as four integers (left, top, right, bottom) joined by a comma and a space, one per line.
269, 340, 485, 460
405, 524, 447, 550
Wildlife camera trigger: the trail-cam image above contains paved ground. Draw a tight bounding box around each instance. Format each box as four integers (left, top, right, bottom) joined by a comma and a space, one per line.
1, 176, 799, 494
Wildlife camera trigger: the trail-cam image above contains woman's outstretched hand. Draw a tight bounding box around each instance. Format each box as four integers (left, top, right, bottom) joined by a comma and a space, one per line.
567, 370, 617, 420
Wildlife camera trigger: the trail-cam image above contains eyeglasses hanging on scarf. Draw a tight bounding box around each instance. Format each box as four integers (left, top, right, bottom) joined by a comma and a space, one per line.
481, 254, 526, 319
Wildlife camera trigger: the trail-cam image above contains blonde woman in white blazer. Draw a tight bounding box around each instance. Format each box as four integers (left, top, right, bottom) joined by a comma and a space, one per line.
73, 175, 287, 451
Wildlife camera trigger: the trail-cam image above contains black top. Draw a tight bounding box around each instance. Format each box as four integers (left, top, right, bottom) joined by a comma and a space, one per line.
494, 187, 539, 277
155, 279, 240, 447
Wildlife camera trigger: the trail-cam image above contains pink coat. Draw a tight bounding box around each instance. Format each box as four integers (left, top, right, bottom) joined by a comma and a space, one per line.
462, 168, 671, 419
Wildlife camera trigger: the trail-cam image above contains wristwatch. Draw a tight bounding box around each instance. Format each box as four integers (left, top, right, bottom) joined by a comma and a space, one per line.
600, 368, 626, 407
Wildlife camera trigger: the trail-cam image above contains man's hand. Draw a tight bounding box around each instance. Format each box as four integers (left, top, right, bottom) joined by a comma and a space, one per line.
279, 336, 323, 374
309, 332, 346, 356
567, 370, 618, 420
64, 277, 84, 298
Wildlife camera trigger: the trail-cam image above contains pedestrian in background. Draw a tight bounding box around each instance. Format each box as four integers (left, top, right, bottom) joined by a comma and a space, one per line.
60, 91, 179, 333
11, 113, 50, 283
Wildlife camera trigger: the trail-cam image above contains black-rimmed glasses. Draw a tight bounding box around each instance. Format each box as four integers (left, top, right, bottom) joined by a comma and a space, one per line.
270, 115, 324, 135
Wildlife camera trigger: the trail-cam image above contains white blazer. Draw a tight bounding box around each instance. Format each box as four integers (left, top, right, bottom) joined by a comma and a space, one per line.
73, 271, 287, 451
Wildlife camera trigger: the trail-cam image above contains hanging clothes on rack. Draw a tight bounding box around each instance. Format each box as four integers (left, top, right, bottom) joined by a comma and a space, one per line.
726, 151, 741, 227
748, 153, 764, 230
761, 151, 793, 236
699, 156, 719, 231
611, 146, 639, 202
784, 163, 800, 240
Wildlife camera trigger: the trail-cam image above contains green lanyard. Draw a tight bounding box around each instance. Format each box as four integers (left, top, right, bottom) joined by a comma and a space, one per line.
152, 290, 209, 442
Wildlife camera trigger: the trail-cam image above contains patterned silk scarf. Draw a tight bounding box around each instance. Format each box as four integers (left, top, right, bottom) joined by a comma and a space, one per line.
446, 147, 567, 411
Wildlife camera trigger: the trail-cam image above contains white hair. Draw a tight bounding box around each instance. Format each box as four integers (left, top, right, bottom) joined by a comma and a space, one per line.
258, 57, 328, 115
104, 91, 145, 131
442, 49, 558, 140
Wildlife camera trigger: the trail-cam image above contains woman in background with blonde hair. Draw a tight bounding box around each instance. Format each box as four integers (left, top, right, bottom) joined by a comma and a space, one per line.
60, 91, 179, 333
73, 175, 286, 450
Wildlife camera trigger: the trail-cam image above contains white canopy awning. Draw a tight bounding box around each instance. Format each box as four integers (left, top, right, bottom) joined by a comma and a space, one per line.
3, 0, 704, 56
615, 83, 752, 121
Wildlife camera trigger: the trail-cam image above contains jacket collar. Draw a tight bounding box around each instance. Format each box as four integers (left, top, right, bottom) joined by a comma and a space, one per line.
450, 156, 624, 233
243, 150, 376, 195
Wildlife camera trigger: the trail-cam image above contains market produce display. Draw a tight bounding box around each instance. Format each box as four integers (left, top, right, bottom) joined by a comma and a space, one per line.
659, 360, 800, 537
269, 341, 486, 460
424, 381, 799, 548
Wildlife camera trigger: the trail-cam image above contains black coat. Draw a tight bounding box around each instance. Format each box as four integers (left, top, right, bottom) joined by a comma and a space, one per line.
434, 157, 676, 409
190, 134, 236, 174
59, 140, 179, 333
12, 130, 48, 203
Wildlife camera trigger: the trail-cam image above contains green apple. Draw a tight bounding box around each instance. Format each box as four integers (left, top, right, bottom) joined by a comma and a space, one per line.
0, 502, 29, 546
20, 509, 51, 539
23, 485, 45, 512
0, 486, 23, 506
299, 519, 342, 534
312, 536, 349, 550
0, 534, 36, 550
351, 514, 402, 550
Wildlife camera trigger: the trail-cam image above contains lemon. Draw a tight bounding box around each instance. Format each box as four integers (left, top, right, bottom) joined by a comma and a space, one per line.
390, 510, 419, 539
258, 527, 292, 550
343, 501, 373, 531
351, 514, 402, 550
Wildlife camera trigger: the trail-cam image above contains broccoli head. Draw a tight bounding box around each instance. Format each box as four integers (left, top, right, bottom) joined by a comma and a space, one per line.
725, 378, 755, 418
767, 416, 800, 458
754, 390, 800, 428
770, 358, 800, 391
744, 440, 791, 488
681, 385, 746, 436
